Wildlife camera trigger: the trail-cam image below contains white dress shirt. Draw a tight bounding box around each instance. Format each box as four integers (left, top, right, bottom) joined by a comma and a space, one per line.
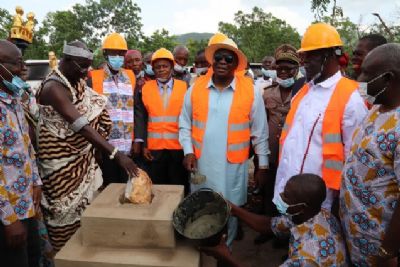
273, 71, 368, 208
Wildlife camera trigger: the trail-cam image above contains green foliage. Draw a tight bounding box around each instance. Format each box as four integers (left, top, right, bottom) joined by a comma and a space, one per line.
0, 8, 12, 39
73, 0, 143, 49
176, 33, 213, 44
218, 7, 301, 62
186, 39, 208, 65
311, 0, 331, 20
43, 11, 84, 56
138, 29, 177, 54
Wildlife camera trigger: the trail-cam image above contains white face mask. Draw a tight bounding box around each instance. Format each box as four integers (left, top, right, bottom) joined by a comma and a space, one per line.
157, 76, 171, 83
276, 77, 295, 88
358, 72, 389, 105
261, 68, 276, 79
195, 67, 208, 75
174, 64, 186, 73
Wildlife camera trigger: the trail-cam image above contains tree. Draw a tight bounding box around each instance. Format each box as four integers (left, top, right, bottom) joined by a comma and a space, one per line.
218, 7, 301, 62
139, 29, 177, 54
186, 39, 208, 65
0, 8, 12, 39
41, 10, 84, 57
73, 0, 143, 49
311, 0, 331, 21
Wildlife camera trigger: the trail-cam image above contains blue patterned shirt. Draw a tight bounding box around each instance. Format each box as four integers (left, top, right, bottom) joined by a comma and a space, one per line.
0, 90, 41, 225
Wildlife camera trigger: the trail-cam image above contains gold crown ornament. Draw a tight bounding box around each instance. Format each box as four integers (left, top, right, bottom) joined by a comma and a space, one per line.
10, 6, 35, 43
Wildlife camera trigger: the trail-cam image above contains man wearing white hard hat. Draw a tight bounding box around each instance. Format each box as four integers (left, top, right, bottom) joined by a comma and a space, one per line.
179, 35, 269, 246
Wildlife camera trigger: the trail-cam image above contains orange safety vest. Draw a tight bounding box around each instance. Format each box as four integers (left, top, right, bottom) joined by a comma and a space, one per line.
90, 68, 136, 95
142, 79, 187, 150
90, 68, 136, 139
279, 77, 359, 190
191, 74, 254, 163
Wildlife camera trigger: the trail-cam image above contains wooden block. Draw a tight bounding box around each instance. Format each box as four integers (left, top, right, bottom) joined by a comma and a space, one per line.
81, 184, 184, 249
55, 230, 200, 267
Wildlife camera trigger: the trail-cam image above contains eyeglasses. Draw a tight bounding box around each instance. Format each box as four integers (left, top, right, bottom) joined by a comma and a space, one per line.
214, 53, 235, 64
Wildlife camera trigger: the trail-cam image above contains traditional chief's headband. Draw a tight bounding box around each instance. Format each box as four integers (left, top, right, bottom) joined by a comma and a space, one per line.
63, 42, 93, 60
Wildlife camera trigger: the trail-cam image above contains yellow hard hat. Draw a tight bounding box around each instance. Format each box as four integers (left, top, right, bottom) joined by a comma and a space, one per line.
102, 33, 128, 51
298, 23, 343, 52
151, 48, 174, 64
205, 37, 248, 71
208, 32, 228, 46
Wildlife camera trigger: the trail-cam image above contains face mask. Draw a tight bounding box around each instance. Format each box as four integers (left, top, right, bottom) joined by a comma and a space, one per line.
275, 193, 307, 217
246, 68, 255, 79
276, 77, 295, 88
157, 76, 171, 83
261, 68, 276, 79
144, 64, 154, 76
136, 70, 144, 79
0, 64, 30, 96
195, 67, 208, 75
107, 55, 124, 71
358, 72, 389, 105
299, 66, 306, 77
174, 64, 186, 74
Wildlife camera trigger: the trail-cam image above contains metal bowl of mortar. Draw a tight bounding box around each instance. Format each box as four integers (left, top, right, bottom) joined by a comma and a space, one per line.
172, 188, 230, 245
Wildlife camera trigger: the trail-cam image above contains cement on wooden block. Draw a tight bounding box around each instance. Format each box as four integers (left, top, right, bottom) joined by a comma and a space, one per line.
55, 230, 200, 267
81, 184, 184, 249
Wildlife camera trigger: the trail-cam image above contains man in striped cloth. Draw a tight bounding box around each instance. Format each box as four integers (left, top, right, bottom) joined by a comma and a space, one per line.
36, 40, 138, 252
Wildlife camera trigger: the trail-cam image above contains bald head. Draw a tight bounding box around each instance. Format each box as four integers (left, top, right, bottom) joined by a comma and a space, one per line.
285, 173, 326, 210
364, 43, 400, 74
0, 40, 21, 63
173, 45, 189, 56
173, 45, 189, 67
262, 56, 275, 70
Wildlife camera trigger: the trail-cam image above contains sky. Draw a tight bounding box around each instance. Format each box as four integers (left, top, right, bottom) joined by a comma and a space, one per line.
2, 0, 399, 36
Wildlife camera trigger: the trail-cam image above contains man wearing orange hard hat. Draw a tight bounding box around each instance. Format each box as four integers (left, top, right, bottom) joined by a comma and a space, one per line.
179, 34, 269, 246
273, 23, 368, 212
135, 48, 188, 189
89, 33, 137, 186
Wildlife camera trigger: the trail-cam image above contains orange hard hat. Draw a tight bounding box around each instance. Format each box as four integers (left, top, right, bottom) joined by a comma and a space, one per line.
298, 23, 343, 52
208, 32, 228, 46
102, 33, 128, 51
151, 48, 174, 64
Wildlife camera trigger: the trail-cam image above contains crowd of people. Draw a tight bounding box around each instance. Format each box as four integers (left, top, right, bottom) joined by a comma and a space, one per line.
0, 20, 399, 267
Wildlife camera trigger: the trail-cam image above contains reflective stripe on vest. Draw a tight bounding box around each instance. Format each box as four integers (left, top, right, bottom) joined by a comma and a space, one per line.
142, 79, 187, 150
279, 77, 359, 190
191, 74, 254, 163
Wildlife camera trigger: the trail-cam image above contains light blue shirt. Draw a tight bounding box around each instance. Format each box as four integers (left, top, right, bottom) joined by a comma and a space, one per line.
156, 78, 173, 97
179, 77, 269, 205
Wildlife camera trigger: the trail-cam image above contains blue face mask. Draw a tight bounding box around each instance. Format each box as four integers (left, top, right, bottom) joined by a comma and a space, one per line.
144, 64, 154, 76
0, 64, 30, 96
261, 68, 277, 79
299, 66, 306, 77
276, 77, 295, 88
275, 193, 307, 216
108, 55, 124, 71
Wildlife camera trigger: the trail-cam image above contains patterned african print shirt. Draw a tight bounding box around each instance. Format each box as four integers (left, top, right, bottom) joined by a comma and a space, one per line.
0, 90, 41, 225
340, 106, 400, 266
271, 209, 348, 266
103, 66, 134, 154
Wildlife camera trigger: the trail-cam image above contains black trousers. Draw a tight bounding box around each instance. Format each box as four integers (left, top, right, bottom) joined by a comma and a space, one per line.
0, 218, 41, 267
147, 149, 189, 194
100, 153, 129, 187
